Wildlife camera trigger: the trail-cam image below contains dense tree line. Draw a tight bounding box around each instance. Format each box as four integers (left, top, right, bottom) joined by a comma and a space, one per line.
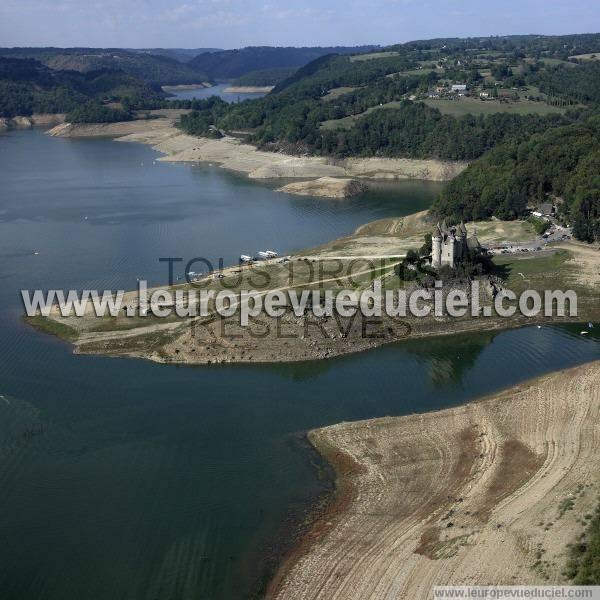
392, 33, 600, 62
177, 97, 228, 137
534, 62, 600, 106
66, 101, 132, 123
316, 104, 577, 159
433, 115, 600, 241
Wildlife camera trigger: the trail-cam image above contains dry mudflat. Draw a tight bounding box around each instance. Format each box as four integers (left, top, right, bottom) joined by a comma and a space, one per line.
223, 85, 274, 93
271, 361, 600, 599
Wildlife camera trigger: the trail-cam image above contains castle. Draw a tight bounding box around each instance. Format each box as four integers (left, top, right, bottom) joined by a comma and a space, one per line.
431, 221, 479, 268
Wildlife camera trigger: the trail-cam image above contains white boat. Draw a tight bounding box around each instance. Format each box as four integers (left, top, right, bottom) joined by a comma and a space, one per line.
240, 255, 252, 263
264, 250, 279, 258
257, 251, 270, 259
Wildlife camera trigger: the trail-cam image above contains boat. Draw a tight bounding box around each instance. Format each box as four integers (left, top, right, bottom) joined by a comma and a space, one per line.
240, 255, 252, 263
257, 250, 278, 259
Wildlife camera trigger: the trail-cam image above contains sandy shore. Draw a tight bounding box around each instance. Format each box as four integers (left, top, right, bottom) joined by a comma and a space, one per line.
46, 113, 467, 191
223, 85, 274, 93
271, 360, 600, 599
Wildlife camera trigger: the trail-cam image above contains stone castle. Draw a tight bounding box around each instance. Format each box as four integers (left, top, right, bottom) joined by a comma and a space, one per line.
431, 221, 479, 268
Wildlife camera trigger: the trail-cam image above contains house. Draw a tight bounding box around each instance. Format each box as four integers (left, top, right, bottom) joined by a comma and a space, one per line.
451, 84, 467, 93
537, 203, 554, 216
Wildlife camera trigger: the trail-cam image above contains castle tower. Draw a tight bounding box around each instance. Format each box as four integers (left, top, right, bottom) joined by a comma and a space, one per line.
442, 229, 456, 267
432, 224, 442, 268
455, 221, 466, 261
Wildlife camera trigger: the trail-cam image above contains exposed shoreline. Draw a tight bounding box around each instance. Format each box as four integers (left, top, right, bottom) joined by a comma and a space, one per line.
223, 85, 274, 93
45, 112, 468, 192
270, 360, 600, 599
0, 113, 65, 132
276, 176, 367, 198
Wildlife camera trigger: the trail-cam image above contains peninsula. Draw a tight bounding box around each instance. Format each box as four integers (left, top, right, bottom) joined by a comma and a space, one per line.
27, 207, 599, 365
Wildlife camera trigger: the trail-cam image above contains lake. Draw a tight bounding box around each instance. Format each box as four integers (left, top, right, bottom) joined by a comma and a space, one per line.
0, 128, 597, 600
165, 82, 270, 103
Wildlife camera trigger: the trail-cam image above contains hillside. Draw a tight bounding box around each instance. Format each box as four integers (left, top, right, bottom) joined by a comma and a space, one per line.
0, 57, 164, 118
175, 33, 600, 242
0, 48, 208, 85
434, 114, 600, 240
188, 45, 379, 80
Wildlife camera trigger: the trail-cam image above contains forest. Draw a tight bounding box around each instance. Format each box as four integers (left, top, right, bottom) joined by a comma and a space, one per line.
0, 57, 164, 118
188, 45, 377, 80
433, 115, 600, 241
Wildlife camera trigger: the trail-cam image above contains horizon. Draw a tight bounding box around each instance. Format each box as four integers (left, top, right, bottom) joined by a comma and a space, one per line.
3, 29, 600, 51
1, 0, 599, 49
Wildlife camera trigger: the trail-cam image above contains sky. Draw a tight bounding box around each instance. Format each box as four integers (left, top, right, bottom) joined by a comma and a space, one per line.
0, 0, 598, 48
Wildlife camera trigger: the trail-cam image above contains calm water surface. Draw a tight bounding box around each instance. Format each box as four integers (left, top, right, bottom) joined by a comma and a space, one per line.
165, 83, 269, 103
0, 129, 597, 600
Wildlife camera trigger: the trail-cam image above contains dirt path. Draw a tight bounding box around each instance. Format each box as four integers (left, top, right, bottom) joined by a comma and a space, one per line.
271, 361, 600, 600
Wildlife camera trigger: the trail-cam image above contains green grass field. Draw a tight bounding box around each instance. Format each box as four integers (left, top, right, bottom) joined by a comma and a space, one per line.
320, 100, 407, 130
349, 51, 399, 62
321, 86, 359, 101
423, 97, 567, 117
320, 94, 567, 130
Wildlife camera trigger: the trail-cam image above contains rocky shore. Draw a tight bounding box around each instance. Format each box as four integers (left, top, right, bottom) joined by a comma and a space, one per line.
276, 177, 367, 198
0, 113, 65, 132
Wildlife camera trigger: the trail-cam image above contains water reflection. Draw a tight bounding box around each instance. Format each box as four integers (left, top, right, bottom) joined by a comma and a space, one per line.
403, 330, 498, 389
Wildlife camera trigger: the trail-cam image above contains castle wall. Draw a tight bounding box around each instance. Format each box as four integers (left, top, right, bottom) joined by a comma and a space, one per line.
432, 237, 442, 267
